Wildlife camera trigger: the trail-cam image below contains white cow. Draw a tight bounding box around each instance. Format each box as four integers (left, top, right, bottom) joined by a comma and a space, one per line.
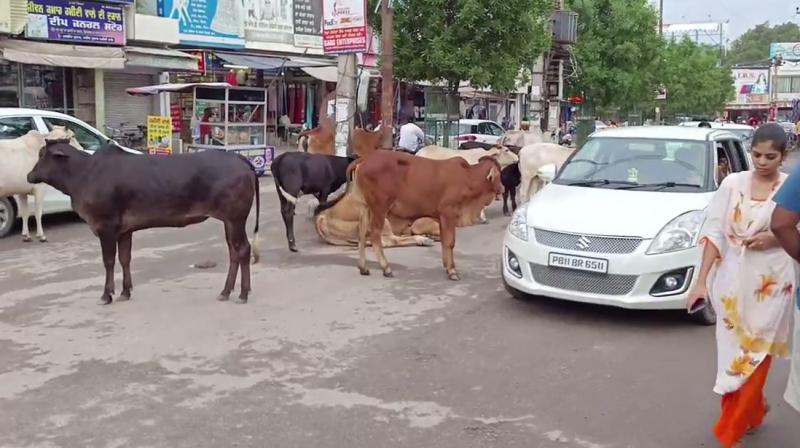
415, 145, 519, 169
0, 127, 81, 242
499, 129, 549, 147
518, 142, 575, 203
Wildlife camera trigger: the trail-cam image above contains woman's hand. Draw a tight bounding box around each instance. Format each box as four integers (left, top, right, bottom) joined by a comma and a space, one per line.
743, 231, 779, 251
686, 284, 708, 312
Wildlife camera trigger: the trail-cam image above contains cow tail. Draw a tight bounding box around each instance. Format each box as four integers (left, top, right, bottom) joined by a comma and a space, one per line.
270, 155, 299, 205
251, 165, 261, 265
314, 159, 360, 216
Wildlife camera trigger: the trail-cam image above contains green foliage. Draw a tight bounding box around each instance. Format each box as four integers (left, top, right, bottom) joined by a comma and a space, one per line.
567, 0, 663, 112
368, 0, 552, 92
726, 22, 800, 66
660, 39, 734, 116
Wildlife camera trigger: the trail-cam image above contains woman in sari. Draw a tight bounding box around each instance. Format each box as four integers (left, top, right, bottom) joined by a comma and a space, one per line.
688, 123, 795, 447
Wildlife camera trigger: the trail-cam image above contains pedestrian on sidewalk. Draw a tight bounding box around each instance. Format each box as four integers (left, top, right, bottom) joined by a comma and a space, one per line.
688, 123, 795, 448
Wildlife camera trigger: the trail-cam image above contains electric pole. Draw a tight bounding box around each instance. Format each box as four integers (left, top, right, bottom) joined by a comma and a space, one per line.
659, 0, 664, 36
334, 54, 356, 157
380, 0, 395, 148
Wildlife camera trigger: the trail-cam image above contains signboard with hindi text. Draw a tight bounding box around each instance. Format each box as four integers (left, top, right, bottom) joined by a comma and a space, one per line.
147, 115, 173, 155
322, 0, 366, 54
293, 0, 322, 48
26, 0, 125, 45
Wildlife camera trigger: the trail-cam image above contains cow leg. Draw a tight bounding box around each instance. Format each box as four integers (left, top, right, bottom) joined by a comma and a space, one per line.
233, 221, 252, 304
439, 213, 459, 281
510, 185, 518, 212
357, 209, 371, 276
117, 232, 133, 301
479, 208, 488, 224
520, 175, 532, 204
369, 208, 393, 277
16, 194, 31, 242
98, 232, 117, 305
502, 189, 510, 216
33, 187, 47, 242
217, 222, 240, 302
280, 200, 298, 252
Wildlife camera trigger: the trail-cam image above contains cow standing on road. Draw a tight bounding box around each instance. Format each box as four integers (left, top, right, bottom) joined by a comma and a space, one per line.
0, 127, 82, 242
27, 143, 261, 305
349, 151, 502, 280
271, 151, 355, 252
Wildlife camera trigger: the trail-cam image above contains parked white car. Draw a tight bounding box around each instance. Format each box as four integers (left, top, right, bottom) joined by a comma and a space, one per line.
0, 108, 137, 238
502, 126, 751, 325
453, 119, 506, 145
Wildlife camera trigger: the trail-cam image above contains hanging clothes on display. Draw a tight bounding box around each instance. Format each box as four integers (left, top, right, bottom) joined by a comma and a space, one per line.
305, 84, 316, 128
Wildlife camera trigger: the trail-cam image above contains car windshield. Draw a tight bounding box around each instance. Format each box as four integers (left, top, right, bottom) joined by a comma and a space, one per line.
555, 137, 711, 192
730, 129, 753, 144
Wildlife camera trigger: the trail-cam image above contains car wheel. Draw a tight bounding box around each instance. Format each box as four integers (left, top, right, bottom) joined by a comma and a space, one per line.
502, 272, 528, 301
690, 301, 717, 326
0, 197, 16, 238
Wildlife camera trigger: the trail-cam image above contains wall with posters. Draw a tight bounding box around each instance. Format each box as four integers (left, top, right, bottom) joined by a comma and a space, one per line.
731, 68, 769, 105
157, 0, 245, 48
293, 0, 321, 48
26, 0, 126, 45
244, 0, 294, 44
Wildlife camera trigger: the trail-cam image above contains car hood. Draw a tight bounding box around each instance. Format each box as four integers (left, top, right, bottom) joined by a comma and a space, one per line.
527, 184, 713, 238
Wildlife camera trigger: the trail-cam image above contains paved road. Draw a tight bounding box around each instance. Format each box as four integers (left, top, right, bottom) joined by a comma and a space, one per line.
0, 180, 795, 448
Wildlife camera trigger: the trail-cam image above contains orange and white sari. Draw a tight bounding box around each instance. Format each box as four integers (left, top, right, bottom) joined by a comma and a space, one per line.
700, 171, 795, 446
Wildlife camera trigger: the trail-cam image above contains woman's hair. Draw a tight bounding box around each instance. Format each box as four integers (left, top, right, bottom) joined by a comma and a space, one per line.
752, 123, 788, 153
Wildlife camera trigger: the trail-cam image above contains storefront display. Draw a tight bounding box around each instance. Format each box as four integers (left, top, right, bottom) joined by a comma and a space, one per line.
0, 61, 72, 113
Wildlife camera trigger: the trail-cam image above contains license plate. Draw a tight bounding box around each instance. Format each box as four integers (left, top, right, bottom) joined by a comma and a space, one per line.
548, 252, 609, 274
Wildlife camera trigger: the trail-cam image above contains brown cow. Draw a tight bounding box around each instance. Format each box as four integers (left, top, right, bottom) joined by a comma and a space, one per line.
350, 152, 502, 280
298, 126, 384, 157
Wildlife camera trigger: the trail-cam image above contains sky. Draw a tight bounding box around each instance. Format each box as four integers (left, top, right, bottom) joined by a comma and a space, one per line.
651, 0, 798, 42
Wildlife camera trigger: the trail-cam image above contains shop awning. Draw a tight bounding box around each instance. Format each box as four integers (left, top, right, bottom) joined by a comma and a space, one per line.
0, 39, 125, 69
125, 47, 199, 71
215, 52, 287, 70
301, 66, 340, 83
126, 82, 232, 96
288, 56, 336, 67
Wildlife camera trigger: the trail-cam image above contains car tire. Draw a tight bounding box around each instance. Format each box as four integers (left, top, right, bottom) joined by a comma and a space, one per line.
0, 197, 16, 238
690, 301, 717, 326
502, 273, 529, 301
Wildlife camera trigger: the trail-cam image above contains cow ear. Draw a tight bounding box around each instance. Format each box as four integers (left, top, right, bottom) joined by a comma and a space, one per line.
486, 166, 499, 182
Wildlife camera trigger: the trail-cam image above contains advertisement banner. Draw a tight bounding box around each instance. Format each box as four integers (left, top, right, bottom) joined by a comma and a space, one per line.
157, 0, 245, 48
770, 42, 800, 62
732, 68, 770, 105
322, 0, 366, 54
293, 0, 322, 48
230, 146, 274, 176
26, 0, 125, 46
244, 0, 294, 44
147, 115, 173, 155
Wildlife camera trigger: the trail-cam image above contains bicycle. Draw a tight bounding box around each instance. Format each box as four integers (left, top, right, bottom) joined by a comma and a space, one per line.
105, 123, 146, 150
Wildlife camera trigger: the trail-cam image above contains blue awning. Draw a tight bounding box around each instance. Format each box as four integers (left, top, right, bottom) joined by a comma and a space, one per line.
215, 52, 288, 70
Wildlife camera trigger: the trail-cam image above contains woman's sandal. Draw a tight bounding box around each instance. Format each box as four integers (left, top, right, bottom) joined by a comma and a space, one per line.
746, 403, 771, 435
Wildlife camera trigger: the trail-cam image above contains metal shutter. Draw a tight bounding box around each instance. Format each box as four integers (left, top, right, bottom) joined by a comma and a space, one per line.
104, 72, 155, 132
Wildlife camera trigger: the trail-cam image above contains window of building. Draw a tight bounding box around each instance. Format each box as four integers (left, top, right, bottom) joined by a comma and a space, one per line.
0, 62, 20, 108
776, 76, 800, 94
21, 65, 73, 113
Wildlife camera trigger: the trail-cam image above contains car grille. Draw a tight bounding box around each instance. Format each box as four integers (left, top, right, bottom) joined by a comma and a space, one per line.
534, 228, 643, 254
531, 264, 638, 296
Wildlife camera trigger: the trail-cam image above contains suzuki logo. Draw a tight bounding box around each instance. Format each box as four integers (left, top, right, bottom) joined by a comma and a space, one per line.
576, 236, 591, 250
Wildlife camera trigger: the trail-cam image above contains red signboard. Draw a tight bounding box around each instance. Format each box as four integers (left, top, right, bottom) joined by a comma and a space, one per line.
170, 103, 182, 132
322, 0, 367, 54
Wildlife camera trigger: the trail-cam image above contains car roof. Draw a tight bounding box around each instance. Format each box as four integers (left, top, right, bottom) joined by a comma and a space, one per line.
459, 119, 496, 125
0, 108, 74, 119
591, 126, 737, 142
680, 121, 754, 131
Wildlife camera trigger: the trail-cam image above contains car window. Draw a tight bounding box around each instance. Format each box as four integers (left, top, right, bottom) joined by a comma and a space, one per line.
0, 117, 36, 140
42, 117, 105, 151
488, 122, 505, 136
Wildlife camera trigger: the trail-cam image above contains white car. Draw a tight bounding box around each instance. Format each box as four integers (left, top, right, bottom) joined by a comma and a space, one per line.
0, 108, 137, 238
453, 119, 506, 146
502, 126, 751, 325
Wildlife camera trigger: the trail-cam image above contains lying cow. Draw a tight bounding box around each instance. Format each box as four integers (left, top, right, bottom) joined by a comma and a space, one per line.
518, 142, 575, 203
0, 127, 81, 242
271, 151, 355, 252
27, 142, 261, 305
350, 151, 502, 280
415, 145, 518, 168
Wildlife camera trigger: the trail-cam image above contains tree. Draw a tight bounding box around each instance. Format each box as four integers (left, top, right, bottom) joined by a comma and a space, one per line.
566, 0, 663, 113
368, 0, 553, 92
726, 22, 800, 66
660, 39, 733, 117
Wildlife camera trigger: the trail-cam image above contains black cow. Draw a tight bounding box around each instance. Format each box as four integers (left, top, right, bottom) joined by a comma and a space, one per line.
501, 162, 521, 216
27, 142, 260, 305
271, 151, 356, 252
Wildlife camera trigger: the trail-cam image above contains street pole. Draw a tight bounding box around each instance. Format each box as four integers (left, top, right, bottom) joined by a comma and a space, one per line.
335, 54, 357, 157
380, 0, 395, 148
658, 0, 664, 36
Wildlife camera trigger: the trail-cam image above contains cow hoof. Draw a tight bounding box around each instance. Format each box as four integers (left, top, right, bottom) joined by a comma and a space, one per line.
289, 245, 298, 253
480, 220, 490, 225
235, 297, 248, 304
216, 294, 230, 302
448, 273, 461, 281
359, 267, 370, 276
383, 271, 394, 278
503, 211, 510, 216
419, 238, 435, 247
117, 293, 131, 302
97, 295, 113, 305
22, 236, 32, 243
38, 236, 48, 243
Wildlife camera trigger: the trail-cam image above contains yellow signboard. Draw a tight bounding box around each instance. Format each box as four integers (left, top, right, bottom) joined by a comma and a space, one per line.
146, 115, 173, 155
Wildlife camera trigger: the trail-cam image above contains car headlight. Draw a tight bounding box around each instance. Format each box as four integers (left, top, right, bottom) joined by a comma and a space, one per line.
647, 210, 704, 255
508, 204, 529, 241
